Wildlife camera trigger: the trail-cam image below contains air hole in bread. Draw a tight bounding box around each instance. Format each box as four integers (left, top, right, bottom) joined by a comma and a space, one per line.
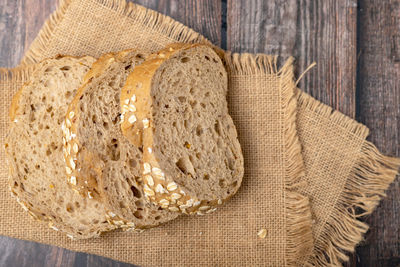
131, 186, 141, 198
227, 158, 235, 171
35, 164, 40, 170
135, 54, 145, 60
14, 181, 19, 188
176, 157, 194, 175
180, 57, 190, 63
196, 125, 203, 136
103, 121, 109, 129
203, 174, 209, 180
60, 66, 71, 71
24, 167, 29, 174
119, 201, 126, 209
129, 159, 137, 168
135, 200, 143, 208
44, 67, 54, 72
183, 120, 188, 129
75, 201, 80, 209
112, 114, 120, 125
155, 216, 161, 220
204, 55, 210, 61
20, 183, 25, 191
205, 92, 210, 97
66, 203, 74, 213
219, 179, 227, 188
92, 219, 99, 224
46, 148, 52, 156
91, 114, 97, 124
178, 96, 186, 103
200, 102, 206, 108
124, 64, 131, 70
133, 210, 143, 219
230, 181, 238, 188
219, 72, 224, 77
108, 81, 116, 87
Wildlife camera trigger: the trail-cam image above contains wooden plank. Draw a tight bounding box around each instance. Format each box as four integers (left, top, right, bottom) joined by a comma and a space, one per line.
134, 0, 221, 46
0, 0, 221, 266
355, 1, 400, 266
227, 0, 358, 118
0, 0, 56, 68
227, 1, 361, 266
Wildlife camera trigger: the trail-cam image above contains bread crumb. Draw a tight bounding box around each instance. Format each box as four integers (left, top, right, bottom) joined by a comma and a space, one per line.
257, 228, 267, 239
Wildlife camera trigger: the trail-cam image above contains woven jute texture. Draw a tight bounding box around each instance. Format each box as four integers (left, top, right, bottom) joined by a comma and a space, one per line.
1, 0, 399, 266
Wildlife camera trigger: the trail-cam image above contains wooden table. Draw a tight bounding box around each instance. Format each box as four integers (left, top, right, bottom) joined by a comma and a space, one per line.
0, 0, 398, 266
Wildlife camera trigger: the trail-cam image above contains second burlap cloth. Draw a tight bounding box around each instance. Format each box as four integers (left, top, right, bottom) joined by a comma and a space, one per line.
0, 0, 399, 266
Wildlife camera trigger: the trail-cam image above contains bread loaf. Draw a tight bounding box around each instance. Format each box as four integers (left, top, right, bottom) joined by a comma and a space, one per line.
5, 56, 117, 239
120, 44, 244, 214
63, 50, 179, 229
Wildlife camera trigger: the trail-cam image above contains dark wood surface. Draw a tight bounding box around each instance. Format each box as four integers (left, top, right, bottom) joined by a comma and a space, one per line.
0, 0, 398, 266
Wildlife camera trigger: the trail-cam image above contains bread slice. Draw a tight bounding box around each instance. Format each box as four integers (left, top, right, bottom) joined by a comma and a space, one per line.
120, 44, 244, 215
63, 50, 179, 229
5, 56, 117, 239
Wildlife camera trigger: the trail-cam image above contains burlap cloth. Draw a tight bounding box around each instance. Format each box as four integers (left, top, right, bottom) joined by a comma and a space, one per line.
0, 0, 399, 266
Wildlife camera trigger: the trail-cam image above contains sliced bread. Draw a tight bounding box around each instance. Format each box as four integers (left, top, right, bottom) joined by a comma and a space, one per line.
120, 44, 244, 215
5, 56, 117, 239
63, 50, 179, 229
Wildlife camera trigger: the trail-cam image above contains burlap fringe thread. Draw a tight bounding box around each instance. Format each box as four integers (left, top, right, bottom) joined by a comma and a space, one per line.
297, 92, 400, 266
224, 53, 314, 266
0, 66, 35, 83
21, 0, 209, 66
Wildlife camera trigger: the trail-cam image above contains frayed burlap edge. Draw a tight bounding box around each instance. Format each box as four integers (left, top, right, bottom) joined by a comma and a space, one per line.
0, 66, 36, 83
224, 53, 314, 266
297, 92, 400, 266
21, 0, 210, 66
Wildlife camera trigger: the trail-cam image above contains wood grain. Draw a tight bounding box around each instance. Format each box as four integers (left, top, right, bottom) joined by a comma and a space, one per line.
227, 0, 358, 117
355, 0, 400, 266
0, 0, 56, 68
133, 0, 221, 46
